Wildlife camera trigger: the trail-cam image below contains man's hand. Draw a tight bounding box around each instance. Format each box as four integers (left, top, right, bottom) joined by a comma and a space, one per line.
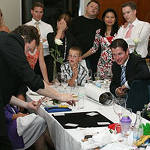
60, 93, 78, 106
116, 86, 127, 97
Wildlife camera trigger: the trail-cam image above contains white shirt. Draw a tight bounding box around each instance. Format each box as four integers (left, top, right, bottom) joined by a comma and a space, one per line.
115, 18, 150, 58
26, 18, 54, 56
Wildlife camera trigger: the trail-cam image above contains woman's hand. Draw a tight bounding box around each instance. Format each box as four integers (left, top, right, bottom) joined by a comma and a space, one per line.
57, 19, 67, 32
27, 100, 41, 111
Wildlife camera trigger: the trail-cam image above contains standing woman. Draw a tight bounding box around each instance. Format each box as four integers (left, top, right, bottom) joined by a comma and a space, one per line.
0, 8, 10, 32
81, 8, 119, 78
47, 12, 77, 81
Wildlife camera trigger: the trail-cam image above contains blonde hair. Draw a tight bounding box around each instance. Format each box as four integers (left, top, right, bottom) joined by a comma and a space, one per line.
69, 46, 82, 56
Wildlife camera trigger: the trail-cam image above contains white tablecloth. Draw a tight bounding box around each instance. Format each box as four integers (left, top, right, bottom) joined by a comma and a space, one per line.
26, 85, 149, 150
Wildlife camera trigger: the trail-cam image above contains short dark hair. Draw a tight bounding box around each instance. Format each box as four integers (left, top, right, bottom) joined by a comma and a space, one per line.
31, 2, 44, 10
110, 39, 128, 52
69, 46, 82, 56
12, 25, 40, 46
121, 1, 136, 10
87, 0, 100, 10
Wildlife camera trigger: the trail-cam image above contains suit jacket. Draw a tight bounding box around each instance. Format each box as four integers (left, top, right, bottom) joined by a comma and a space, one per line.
0, 31, 44, 137
110, 53, 150, 96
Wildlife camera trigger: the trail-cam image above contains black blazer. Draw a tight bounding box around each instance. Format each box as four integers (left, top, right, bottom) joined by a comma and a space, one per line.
0, 32, 44, 137
110, 53, 150, 96
47, 29, 78, 61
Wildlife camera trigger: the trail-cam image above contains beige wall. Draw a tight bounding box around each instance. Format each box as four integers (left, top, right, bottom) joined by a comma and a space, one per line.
0, 0, 22, 31
79, 0, 90, 16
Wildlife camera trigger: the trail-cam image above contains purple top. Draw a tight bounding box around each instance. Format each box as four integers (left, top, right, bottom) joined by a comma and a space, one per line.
4, 104, 24, 149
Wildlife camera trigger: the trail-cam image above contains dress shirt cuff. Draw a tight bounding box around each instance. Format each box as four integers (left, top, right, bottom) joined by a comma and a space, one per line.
125, 81, 130, 89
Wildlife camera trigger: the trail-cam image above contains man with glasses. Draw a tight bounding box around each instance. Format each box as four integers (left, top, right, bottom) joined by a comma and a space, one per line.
61, 46, 88, 86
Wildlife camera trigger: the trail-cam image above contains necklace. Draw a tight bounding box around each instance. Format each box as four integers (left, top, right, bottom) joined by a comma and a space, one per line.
63, 37, 67, 60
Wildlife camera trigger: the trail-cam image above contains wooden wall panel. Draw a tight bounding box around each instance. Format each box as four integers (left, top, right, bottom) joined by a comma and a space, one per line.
96, 0, 150, 25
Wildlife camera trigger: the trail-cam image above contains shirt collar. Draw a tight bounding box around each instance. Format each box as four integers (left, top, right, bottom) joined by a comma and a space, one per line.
121, 56, 129, 67
32, 18, 41, 24
128, 18, 138, 27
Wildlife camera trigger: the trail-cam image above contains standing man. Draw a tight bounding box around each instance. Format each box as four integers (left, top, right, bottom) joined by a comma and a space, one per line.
110, 39, 150, 112
26, 2, 54, 82
115, 1, 150, 58
0, 25, 76, 149
69, 0, 102, 75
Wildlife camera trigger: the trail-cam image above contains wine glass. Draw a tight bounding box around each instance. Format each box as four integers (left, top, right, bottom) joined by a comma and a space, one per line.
94, 72, 100, 81
87, 69, 93, 83
54, 72, 61, 87
113, 97, 126, 122
61, 75, 68, 91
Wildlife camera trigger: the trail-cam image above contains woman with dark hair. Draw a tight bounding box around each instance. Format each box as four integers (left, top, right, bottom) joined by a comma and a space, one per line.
47, 12, 77, 81
81, 8, 119, 78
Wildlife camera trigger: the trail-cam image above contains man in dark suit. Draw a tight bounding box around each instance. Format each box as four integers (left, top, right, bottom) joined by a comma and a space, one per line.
0, 25, 76, 149
110, 39, 150, 112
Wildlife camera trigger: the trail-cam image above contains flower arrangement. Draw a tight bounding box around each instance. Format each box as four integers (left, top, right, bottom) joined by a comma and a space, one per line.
50, 38, 64, 80
143, 102, 150, 119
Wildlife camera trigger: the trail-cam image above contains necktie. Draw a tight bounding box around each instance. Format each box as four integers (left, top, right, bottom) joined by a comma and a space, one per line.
121, 66, 126, 86
35, 21, 41, 35
125, 24, 133, 38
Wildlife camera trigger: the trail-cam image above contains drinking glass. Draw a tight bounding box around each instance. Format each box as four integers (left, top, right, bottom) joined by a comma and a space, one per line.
113, 98, 126, 122
94, 72, 100, 81
54, 72, 61, 87
61, 75, 68, 91
87, 69, 93, 83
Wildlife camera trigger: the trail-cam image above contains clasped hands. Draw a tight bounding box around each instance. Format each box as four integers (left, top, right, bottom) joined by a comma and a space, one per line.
116, 85, 128, 97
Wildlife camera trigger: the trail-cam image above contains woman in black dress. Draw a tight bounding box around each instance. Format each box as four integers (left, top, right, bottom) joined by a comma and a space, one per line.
47, 12, 77, 81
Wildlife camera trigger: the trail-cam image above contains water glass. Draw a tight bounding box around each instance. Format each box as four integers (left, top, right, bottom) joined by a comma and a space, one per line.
113, 98, 126, 122
77, 91, 85, 109
87, 69, 93, 83
94, 72, 100, 81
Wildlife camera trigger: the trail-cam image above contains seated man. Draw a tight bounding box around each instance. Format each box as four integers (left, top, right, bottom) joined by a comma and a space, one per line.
61, 46, 88, 86
110, 39, 150, 111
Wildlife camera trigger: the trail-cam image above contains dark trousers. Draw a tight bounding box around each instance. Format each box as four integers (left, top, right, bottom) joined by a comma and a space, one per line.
127, 80, 150, 113
0, 109, 12, 150
0, 137, 12, 150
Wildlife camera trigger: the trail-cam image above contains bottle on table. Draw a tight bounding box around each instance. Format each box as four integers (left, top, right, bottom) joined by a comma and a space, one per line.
133, 111, 143, 142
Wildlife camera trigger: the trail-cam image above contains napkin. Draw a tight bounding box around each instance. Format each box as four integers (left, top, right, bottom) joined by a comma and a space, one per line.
92, 128, 113, 146
84, 83, 109, 102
